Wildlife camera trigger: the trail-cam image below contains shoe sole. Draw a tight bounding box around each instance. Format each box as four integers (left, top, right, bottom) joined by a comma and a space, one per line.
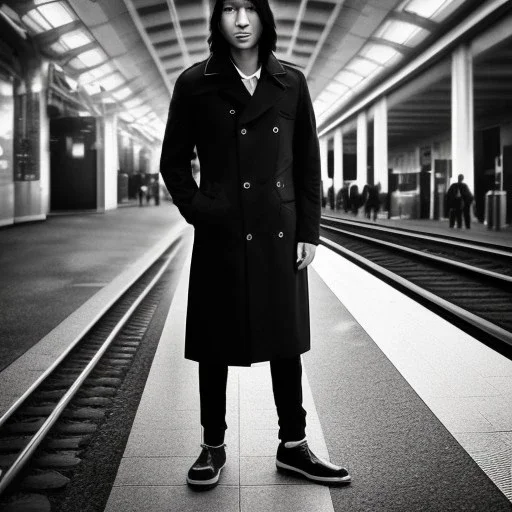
186, 464, 225, 490
276, 460, 351, 484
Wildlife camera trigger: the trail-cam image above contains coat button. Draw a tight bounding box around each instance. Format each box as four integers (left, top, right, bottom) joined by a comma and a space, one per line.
273, 126, 279, 133
241, 128, 247, 135
243, 182, 251, 189
278, 232, 284, 238
246, 234, 253, 241
229, 109, 236, 114
276, 181, 282, 188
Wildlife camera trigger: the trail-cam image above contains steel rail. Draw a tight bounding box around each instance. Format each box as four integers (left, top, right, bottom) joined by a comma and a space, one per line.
320, 236, 512, 348
0, 246, 178, 495
321, 214, 512, 258
0, 232, 181, 432
320, 223, 512, 284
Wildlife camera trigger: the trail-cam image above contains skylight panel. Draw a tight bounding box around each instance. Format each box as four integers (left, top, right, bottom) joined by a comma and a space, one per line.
119, 112, 135, 123
325, 82, 348, 95
403, 0, 453, 19
98, 73, 124, 91
82, 82, 101, 95
360, 44, 399, 64
124, 98, 144, 109
131, 105, 152, 119
22, 10, 51, 33
346, 58, 381, 77
375, 20, 422, 46
49, 41, 67, 54
317, 90, 340, 104
112, 88, 132, 101
60, 30, 91, 50
77, 49, 105, 67
68, 57, 87, 70
334, 70, 363, 87
78, 64, 115, 86
38, 2, 74, 28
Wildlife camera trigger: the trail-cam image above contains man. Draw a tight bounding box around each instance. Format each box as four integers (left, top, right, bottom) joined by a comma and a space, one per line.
446, 174, 473, 229
160, 0, 351, 489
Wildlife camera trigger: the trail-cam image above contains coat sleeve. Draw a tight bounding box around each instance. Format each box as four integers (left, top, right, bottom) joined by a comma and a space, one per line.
160, 74, 198, 225
293, 72, 321, 245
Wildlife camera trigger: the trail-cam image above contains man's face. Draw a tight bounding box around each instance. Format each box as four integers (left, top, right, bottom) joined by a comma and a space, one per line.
219, 0, 263, 51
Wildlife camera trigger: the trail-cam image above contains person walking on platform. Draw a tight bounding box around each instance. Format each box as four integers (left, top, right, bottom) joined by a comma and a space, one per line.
446, 174, 473, 229
160, 0, 351, 491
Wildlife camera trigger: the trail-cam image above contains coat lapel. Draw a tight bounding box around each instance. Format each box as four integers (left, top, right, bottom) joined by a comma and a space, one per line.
203, 52, 287, 121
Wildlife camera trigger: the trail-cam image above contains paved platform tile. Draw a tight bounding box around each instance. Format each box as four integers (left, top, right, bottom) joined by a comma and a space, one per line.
105, 485, 239, 512
241, 484, 334, 512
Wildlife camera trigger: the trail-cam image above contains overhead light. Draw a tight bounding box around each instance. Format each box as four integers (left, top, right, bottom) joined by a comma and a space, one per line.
77, 49, 105, 67
60, 30, 92, 50
360, 43, 400, 64
375, 20, 423, 46
37, 2, 74, 28
334, 70, 363, 87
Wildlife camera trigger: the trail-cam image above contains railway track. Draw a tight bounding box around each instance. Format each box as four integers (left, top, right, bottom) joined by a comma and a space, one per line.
0, 239, 181, 511
320, 215, 512, 357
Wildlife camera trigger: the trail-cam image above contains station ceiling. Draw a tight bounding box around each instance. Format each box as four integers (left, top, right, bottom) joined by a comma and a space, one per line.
1, 0, 480, 142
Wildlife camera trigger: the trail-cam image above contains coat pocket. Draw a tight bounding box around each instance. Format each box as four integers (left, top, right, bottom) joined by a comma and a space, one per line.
276, 175, 295, 203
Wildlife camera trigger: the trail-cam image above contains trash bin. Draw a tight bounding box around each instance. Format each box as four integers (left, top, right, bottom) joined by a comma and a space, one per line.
485, 191, 507, 230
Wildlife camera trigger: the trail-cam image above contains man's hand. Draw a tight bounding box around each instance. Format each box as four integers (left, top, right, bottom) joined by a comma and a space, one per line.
296, 242, 316, 270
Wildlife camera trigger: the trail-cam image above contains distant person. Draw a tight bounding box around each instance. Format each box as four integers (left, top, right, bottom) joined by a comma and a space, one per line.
446, 174, 473, 229
341, 185, 350, 213
363, 183, 380, 221
349, 184, 360, 215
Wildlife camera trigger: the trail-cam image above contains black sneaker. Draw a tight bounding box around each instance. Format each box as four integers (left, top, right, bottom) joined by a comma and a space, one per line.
276, 440, 351, 484
187, 443, 226, 490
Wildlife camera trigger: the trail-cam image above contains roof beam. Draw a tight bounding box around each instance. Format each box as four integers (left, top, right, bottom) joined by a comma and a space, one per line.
389, 11, 438, 32
305, 0, 347, 78
286, 0, 308, 59
121, 0, 173, 96
165, 0, 192, 68
33, 20, 83, 46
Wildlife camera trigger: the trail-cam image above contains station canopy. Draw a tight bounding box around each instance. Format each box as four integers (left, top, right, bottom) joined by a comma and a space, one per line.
1, 0, 476, 141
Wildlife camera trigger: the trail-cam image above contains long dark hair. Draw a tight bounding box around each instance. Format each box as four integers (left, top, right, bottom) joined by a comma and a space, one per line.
208, 0, 277, 61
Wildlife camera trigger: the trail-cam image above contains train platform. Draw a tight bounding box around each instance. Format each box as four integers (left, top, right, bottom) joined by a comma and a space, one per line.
322, 207, 512, 248
104, 230, 512, 510
0, 204, 511, 510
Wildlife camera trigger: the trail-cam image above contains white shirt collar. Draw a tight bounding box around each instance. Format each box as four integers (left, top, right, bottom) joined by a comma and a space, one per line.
231, 60, 261, 80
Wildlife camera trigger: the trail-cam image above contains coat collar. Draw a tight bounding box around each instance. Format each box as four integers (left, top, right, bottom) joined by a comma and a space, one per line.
203, 52, 287, 124
204, 52, 287, 82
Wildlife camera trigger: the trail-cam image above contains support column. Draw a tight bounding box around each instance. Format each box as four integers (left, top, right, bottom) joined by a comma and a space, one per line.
373, 97, 388, 193
97, 113, 119, 211
357, 111, 368, 188
451, 45, 474, 187
333, 128, 343, 207
320, 136, 329, 202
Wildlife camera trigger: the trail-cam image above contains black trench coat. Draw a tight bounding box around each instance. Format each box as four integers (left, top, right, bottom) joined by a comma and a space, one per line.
160, 52, 321, 366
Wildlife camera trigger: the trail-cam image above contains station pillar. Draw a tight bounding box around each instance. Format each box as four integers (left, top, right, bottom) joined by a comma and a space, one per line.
451, 45, 474, 187
357, 111, 368, 188
319, 136, 329, 204
374, 97, 388, 193
333, 128, 343, 207
97, 113, 119, 211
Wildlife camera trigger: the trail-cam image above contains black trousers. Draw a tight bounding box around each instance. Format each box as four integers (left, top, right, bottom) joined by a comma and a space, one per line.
199, 355, 307, 446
